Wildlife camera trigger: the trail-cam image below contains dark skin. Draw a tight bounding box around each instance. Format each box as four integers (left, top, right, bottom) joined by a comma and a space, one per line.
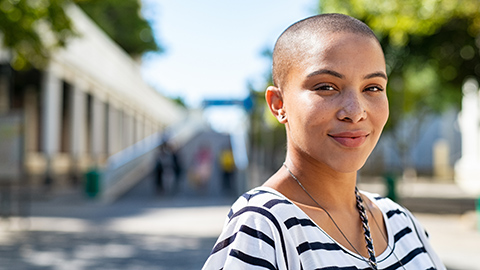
264, 31, 389, 258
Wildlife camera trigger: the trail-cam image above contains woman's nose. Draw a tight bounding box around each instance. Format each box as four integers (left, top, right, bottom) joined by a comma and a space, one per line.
336, 91, 367, 123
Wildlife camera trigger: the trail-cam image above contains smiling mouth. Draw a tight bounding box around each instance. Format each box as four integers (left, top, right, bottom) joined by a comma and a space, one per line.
328, 133, 369, 148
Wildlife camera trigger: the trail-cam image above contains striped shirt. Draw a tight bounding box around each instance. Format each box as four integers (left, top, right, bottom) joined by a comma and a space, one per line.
202, 187, 446, 270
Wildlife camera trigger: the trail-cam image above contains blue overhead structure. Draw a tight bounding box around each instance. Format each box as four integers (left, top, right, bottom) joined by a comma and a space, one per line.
202, 94, 254, 112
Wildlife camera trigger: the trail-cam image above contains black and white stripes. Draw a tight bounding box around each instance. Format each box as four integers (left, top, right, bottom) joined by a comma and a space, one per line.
202, 187, 445, 270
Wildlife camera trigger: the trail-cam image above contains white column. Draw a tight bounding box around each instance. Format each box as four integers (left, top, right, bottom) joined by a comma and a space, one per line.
70, 84, 87, 163
90, 95, 105, 164
41, 67, 63, 184
41, 68, 62, 157
117, 109, 124, 153
107, 104, 117, 156
122, 111, 129, 149
135, 114, 144, 143
123, 110, 134, 148
455, 78, 480, 194
129, 113, 135, 146
131, 113, 137, 145
144, 118, 151, 138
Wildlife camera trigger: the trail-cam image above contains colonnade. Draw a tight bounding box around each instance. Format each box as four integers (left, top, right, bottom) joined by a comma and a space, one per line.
0, 3, 186, 187
2, 65, 161, 186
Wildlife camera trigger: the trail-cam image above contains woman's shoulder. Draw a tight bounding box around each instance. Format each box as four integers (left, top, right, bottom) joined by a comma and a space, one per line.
360, 190, 415, 226
231, 186, 294, 209
226, 186, 299, 224
204, 187, 296, 270
360, 190, 405, 210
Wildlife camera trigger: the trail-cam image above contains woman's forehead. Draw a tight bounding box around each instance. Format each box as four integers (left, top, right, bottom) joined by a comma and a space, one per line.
281, 33, 386, 90
294, 32, 385, 71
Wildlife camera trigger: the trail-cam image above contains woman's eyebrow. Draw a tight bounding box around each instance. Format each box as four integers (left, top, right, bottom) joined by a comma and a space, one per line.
306, 69, 388, 80
307, 69, 344, 79
364, 72, 388, 80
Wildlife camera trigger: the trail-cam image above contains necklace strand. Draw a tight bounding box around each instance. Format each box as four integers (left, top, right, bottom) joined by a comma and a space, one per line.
362, 194, 407, 270
354, 187, 378, 269
283, 163, 378, 269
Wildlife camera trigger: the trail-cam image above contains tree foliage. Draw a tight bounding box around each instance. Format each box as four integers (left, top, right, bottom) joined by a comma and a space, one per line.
320, 0, 480, 129
0, 0, 75, 70
74, 0, 162, 57
0, 0, 161, 70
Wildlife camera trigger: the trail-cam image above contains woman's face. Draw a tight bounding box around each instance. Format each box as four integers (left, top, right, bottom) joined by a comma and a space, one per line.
282, 32, 389, 173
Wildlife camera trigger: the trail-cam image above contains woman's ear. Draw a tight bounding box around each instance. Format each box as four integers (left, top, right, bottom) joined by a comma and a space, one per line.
265, 86, 287, 124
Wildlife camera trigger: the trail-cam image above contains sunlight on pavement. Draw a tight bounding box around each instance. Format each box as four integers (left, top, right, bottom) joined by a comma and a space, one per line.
416, 213, 480, 270
105, 205, 229, 237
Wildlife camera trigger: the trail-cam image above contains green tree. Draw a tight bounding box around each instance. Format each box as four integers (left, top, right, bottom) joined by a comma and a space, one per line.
248, 48, 287, 181
74, 0, 162, 57
0, 0, 161, 70
320, 0, 480, 174
0, 0, 75, 70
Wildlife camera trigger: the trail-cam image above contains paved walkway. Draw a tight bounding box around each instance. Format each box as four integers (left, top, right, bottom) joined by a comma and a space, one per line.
0, 177, 479, 269
0, 175, 235, 270
359, 179, 480, 269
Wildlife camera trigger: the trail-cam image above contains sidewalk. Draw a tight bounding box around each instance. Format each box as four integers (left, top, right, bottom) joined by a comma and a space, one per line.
0, 177, 479, 269
359, 178, 480, 269
0, 194, 233, 269
416, 212, 480, 270
358, 177, 478, 214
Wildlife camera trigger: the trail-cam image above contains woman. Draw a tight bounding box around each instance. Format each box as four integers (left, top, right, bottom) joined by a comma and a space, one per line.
202, 13, 445, 270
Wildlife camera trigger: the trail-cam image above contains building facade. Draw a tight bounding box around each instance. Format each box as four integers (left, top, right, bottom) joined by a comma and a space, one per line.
0, 4, 185, 190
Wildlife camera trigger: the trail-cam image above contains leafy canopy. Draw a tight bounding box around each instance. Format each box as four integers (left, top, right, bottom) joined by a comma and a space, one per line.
0, 0, 74, 69
74, 0, 162, 57
320, 0, 480, 129
0, 0, 161, 70
320, 0, 480, 46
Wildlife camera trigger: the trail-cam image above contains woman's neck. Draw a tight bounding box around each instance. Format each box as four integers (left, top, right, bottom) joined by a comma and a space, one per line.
265, 153, 359, 212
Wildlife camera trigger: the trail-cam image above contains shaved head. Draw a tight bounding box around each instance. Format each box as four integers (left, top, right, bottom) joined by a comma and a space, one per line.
272, 13, 380, 89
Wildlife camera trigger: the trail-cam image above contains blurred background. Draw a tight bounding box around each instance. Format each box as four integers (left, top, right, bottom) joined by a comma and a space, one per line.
0, 0, 479, 269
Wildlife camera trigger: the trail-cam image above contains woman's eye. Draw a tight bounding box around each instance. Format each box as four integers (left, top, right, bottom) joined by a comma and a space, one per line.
314, 84, 336, 91
365, 86, 384, 92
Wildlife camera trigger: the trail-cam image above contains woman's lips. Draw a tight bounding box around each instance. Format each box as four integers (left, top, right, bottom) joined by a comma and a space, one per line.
328, 131, 369, 148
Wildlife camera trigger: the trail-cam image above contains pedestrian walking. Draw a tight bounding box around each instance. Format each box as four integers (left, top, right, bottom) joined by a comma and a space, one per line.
189, 144, 213, 191
219, 145, 236, 195
170, 145, 182, 193
154, 146, 165, 195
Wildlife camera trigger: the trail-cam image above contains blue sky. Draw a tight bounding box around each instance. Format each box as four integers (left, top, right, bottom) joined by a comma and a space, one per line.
141, 0, 317, 108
